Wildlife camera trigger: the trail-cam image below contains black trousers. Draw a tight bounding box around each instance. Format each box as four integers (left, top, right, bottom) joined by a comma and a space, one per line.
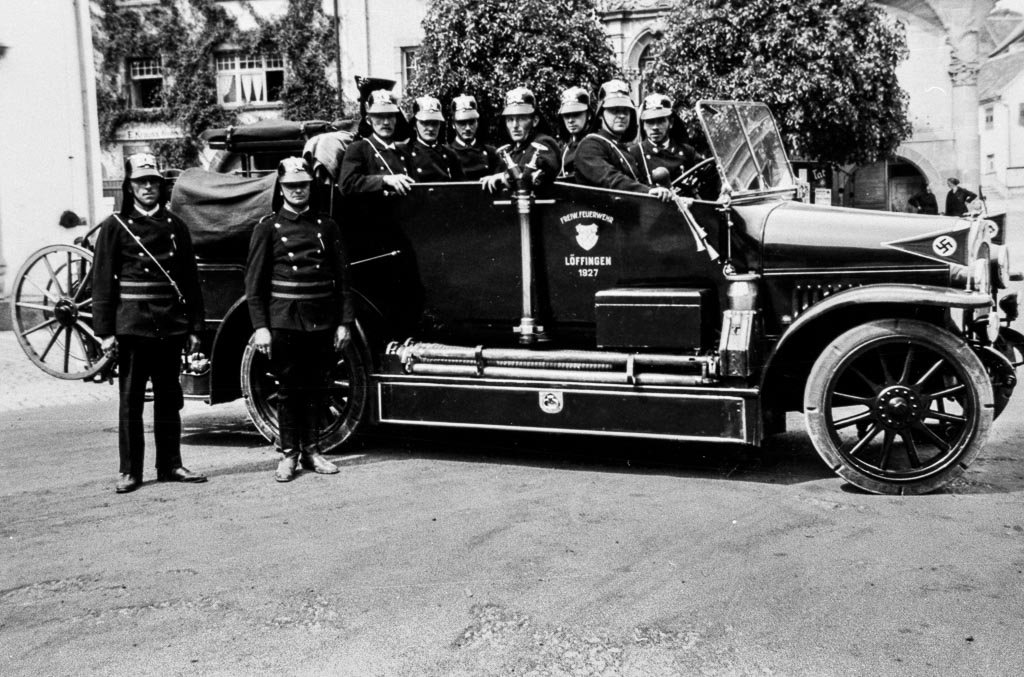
116, 335, 186, 477
269, 329, 334, 454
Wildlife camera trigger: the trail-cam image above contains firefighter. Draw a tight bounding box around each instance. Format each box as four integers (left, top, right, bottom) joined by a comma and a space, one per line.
575, 80, 674, 202
629, 92, 702, 188
339, 89, 415, 196
245, 158, 353, 482
446, 94, 499, 180
92, 153, 208, 494
556, 86, 592, 179
404, 95, 464, 182
481, 86, 561, 193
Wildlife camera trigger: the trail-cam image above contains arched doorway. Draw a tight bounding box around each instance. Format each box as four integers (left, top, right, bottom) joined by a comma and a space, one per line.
849, 157, 929, 212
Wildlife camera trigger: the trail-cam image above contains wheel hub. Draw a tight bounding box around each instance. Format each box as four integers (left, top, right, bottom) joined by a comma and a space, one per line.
53, 299, 78, 327
875, 385, 922, 429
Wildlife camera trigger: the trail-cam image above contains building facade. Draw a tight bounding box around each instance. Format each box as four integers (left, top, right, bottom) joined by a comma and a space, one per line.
0, 1, 104, 327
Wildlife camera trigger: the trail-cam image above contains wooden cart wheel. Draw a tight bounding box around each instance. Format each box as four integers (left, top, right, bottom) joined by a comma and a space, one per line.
804, 319, 993, 495
240, 325, 371, 451
9, 244, 112, 380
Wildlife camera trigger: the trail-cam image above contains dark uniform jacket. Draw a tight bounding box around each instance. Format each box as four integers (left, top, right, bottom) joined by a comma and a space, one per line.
908, 191, 939, 215
339, 135, 412, 195
558, 136, 590, 179
405, 137, 465, 182
495, 132, 561, 187
944, 186, 977, 216
628, 138, 701, 186
576, 129, 649, 194
244, 207, 353, 332
92, 206, 205, 338
447, 137, 499, 180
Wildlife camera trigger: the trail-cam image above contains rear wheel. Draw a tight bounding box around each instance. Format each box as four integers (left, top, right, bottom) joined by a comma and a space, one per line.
804, 319, 993, 495
9, 244, 112, 380
240, 326, 371, 452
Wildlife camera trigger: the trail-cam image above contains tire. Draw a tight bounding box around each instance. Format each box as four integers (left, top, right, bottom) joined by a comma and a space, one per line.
804, 319, 993, 495
240, 325, 371, 452
9, 244, 113, 380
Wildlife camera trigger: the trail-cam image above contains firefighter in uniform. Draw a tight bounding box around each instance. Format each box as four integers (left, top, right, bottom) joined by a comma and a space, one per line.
92, 153, 208, 494
339, 89, 415, 196
556, 86, 592, 180
446, 94, 499, 180
405, 95, 465, 182
481, 87, 561, 193
575, 80, 674, 202
245, 158, 353, 482
629, 92, 702, 189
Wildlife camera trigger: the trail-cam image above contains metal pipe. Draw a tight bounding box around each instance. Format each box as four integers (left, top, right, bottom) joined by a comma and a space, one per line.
396, 343, 712, 368
404, 362, 709, 386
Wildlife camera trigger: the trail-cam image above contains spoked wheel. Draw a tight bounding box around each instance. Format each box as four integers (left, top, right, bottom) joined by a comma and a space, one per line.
9, 244, 112, 380
805, 319, 993, 495
240, 327, 371, 451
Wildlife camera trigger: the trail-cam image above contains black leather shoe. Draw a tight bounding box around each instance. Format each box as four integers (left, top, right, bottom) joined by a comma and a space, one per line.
115, 474, 142, 494
156, 466, 208, 483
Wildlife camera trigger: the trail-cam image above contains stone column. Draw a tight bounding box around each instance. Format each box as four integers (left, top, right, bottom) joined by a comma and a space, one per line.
941, 0, 994, 189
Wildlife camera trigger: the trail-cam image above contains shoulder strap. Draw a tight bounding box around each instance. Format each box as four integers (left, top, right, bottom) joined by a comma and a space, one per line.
112, 214, 185, 303
584, 133, 638, 180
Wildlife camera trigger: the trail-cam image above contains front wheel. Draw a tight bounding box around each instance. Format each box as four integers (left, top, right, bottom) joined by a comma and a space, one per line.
240, 325, 371, 452
804, 319, 993, 495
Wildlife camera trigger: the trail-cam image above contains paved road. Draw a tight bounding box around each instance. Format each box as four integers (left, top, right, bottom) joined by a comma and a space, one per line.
2, 379, 1023, 676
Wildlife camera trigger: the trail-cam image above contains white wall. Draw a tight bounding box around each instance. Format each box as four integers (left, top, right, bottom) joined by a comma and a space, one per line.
338, 0, 427, 102
0, 1, 103, 302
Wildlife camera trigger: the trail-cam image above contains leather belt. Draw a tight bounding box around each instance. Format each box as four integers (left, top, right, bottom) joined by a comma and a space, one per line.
271, 278, 333, 300
120, 279, 176, 300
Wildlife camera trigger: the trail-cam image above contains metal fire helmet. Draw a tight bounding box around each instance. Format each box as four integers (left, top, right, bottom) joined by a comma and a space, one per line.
502, 87, 537, 116
451, 94, 480, 121
413, 96, 445, 122
558, 86, 591, 115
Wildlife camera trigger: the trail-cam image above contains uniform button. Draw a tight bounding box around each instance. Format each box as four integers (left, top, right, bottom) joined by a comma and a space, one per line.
144, 267, 150, 272
317, 250, 322, 254
315, 264, 320, 269
139, 252, 145, 257
128, 219, 134, 224
292, 265, 297, 271
288, 252, 294, 258
317, 232, 321, 237
317, 220, 322, 225
281, 236, 288, 242
416, 168, 423, 173
275, 223, 281, 228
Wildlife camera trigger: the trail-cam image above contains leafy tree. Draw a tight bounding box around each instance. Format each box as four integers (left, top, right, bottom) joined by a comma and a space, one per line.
410, 0, 620, 139
643, 0, 912, 165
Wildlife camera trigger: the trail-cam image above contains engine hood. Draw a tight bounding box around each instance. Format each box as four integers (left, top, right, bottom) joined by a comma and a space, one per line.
757, 201, 977, 274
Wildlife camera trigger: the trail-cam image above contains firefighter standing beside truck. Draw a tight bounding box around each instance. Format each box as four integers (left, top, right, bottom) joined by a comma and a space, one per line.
555, 85, 593, 180
447, 94, 499, 180
245, 158, 353, 482
92, 153, 208, 494
628, 92, 703, 189
405, 95, 465, 182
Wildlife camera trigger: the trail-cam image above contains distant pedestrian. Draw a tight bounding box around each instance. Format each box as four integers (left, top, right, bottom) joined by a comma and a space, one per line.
92, 153, 208, 494
944, 177, 977, 216
908, 184, 939, 215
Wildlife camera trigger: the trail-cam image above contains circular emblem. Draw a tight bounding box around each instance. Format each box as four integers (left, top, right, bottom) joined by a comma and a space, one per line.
539, 391, 563, 414
985, 221, 999, 239
932, 235, 957, 257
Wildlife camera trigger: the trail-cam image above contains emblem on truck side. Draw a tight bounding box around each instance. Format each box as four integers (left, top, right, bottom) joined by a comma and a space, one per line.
575, 223, 599, 251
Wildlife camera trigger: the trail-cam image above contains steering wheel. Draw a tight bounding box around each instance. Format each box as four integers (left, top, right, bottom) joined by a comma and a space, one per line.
672, 157, 718, 199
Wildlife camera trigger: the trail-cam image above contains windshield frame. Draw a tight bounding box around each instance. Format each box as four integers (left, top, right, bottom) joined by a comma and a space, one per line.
696, 100, 798, 201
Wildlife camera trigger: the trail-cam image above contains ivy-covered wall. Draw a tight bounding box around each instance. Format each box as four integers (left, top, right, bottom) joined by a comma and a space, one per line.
92, 0, 344, 170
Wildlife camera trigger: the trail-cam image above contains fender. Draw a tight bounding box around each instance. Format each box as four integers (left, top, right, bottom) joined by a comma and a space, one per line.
760, 283, 994, 391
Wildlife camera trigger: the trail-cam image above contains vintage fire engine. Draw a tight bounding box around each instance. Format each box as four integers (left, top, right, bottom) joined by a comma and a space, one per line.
10, 101, 1022, 495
